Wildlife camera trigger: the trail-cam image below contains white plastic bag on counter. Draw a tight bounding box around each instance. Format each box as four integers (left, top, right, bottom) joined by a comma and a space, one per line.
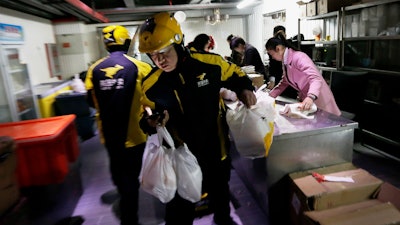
279, 103, 317, 119
226, 85, 276, 158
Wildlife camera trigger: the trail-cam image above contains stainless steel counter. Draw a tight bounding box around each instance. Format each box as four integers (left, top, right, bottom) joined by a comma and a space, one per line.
230, 99, 358, 222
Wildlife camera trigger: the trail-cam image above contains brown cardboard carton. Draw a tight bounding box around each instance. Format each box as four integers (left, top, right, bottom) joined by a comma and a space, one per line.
0, 183, 19, 216
289, 163, 383, 225
317, 0, 358, 15
304, 201, 400, 225
375, 182, 400, 209
248, 74, 264, 89
300, 4, 307, 18
0, 136, 20, 216
307, 1, 317, 17
303, 177, 400, 225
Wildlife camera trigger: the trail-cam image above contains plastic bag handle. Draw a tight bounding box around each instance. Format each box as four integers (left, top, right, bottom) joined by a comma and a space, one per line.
255, 84, 267, 93
156, 126, 176, 149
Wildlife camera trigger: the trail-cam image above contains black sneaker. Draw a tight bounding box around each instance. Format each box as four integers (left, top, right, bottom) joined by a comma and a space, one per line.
212, 218, 239, 225
54, 216, 85, 225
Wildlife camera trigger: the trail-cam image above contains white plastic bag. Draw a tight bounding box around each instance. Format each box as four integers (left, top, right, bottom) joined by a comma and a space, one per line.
226, 85, 276, 158
279, 102, 317, 119
139, 126, 177, 203
174, 143, 203, 203
70, 73, 86, 93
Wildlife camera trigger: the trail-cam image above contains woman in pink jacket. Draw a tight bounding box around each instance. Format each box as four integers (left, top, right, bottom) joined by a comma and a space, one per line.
265, 33, 341, 116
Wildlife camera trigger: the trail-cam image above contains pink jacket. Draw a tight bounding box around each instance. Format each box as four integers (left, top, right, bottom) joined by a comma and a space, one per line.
269, 48, 341, 116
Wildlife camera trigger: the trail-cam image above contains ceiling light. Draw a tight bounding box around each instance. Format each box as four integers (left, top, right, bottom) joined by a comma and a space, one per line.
174, 11, 186, 23
204, 9, 229, 25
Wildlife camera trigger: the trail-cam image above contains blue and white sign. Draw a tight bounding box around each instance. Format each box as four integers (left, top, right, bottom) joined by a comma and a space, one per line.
0, 23, 24, 44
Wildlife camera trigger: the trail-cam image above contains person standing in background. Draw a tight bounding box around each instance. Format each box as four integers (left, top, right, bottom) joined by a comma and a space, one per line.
188, 33, 238, 102
137, 12, 256, 225
84, 25, 153, 225
266, 32, 341, 116
230, 37, 266, 77
224, 34, 243, 66
187, 33, 213, 53
266, 25, 298, 99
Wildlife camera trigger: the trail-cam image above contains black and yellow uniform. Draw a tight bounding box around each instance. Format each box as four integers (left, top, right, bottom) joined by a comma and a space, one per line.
140, 45, 254, 225
85, 25, 152, 225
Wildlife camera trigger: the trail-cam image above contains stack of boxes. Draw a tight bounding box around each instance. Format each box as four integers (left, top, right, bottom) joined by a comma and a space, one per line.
288, 162, 400, 225
299, 0, 358, 17
0, 136, 20, 217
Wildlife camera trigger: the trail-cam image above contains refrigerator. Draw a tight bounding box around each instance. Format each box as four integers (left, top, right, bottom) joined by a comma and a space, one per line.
0, 44, 39, 122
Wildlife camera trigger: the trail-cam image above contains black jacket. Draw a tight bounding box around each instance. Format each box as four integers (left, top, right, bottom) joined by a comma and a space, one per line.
140, 48, 254, 160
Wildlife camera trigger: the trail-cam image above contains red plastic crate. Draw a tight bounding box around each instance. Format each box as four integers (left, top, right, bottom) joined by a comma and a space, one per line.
0, 115, 79, 187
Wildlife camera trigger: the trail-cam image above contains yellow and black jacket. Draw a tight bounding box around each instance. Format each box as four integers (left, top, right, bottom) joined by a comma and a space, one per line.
140, 47, 254, 161
85, 51, 152, 148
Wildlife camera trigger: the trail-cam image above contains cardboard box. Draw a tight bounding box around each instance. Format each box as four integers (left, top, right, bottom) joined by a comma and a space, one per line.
0, 136, 20, 216
307, 1, 317, 17
0, 183, 19, 217
248, 74, 264, 89
304, 201, 400, 225
317, 0, 358, 15
289, 163, 383, 225
300, 4, 307, 18
303, 182, 400, 225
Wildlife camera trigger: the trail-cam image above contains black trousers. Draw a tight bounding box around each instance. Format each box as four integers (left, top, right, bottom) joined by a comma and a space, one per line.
164, 156, 232, 225
106, 142, 145, 225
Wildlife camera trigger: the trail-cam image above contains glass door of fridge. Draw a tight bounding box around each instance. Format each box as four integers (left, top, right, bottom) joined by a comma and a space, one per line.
0, 45, 38, 122
0, 65, 13, 122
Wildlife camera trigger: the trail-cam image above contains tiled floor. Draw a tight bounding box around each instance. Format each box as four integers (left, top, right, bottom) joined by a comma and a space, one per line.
71, 135, 400, 225
71, 134, 268, 225
2, 133, 399, 225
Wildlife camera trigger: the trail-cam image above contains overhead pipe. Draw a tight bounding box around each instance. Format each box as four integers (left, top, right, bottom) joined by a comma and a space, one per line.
23, 0, 65, 15
64, 0, 109, 23
0, 0, 63, 19
51, 2, 92, 22
123, 0, 135, 7
98, 2, 239, 15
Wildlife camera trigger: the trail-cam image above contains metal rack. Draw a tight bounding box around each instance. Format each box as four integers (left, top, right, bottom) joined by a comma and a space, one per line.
298, 0, 400, 157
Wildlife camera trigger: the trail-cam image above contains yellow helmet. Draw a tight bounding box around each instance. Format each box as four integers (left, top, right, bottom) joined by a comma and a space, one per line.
138, 12, 183, 53
103, 25, 130, 46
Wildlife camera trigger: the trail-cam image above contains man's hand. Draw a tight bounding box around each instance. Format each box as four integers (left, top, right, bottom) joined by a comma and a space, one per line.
145, 107, 169, 127
239, 89, 257, 108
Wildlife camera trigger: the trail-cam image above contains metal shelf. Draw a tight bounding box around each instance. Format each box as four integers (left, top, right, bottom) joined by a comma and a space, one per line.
361, 129, 400, 148
301, 40, 338, 45
18, 108, 32, 116
363, 99, 383, 106
343, 67, 400, 77
345, 0, 400, 11
343, 35, 400, 41
9, 68, 24, 73
14, 88, 30, 95
317, 66, 337, 72
299, 11, 339, 20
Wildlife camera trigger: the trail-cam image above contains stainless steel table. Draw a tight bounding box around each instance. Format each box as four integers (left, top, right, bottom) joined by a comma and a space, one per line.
230, 99, 358, 223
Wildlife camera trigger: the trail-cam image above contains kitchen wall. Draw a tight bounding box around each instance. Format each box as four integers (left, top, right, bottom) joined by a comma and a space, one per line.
0, 7, 60, 85
0, 0, 300, 85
